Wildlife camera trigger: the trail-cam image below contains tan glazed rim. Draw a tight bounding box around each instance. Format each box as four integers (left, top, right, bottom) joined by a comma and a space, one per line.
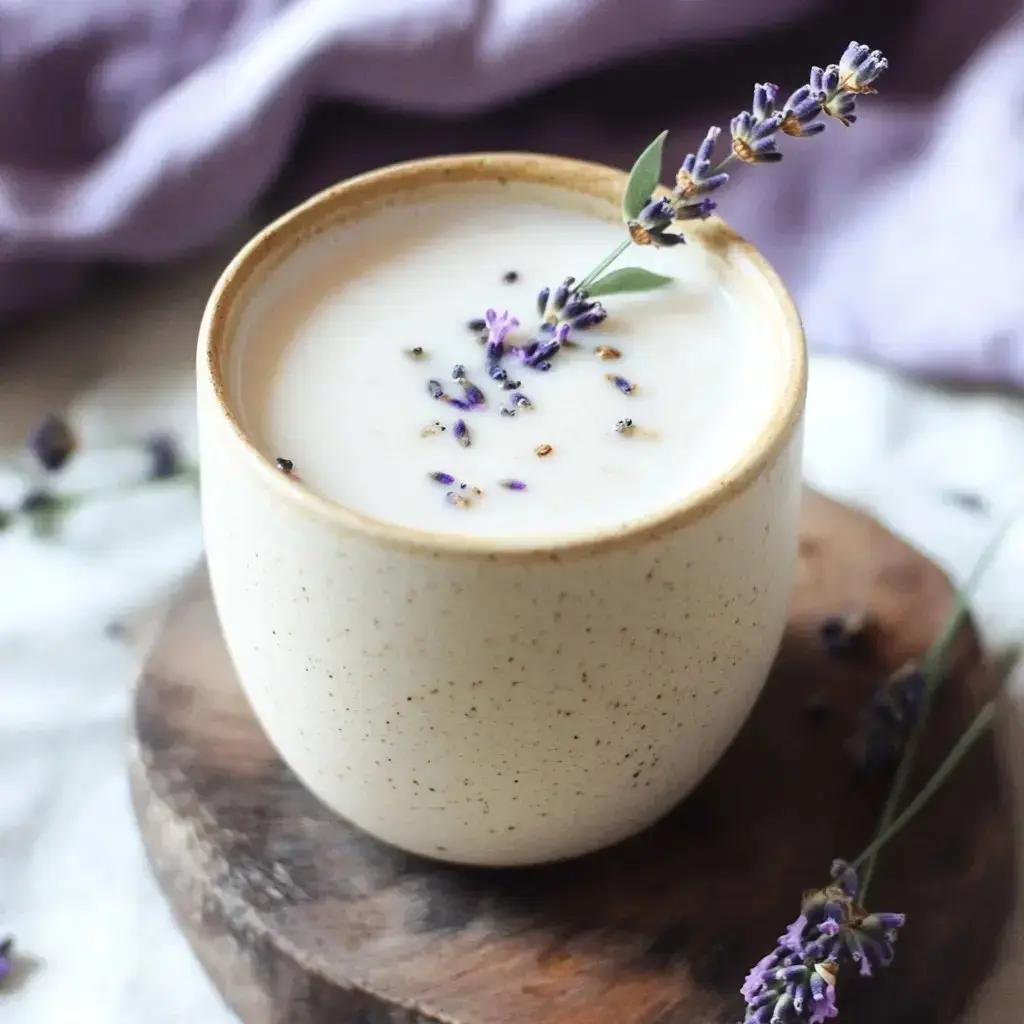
200, 152, 807, 560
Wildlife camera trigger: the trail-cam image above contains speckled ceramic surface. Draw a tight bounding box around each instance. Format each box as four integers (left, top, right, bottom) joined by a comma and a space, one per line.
196, 154, 807, 866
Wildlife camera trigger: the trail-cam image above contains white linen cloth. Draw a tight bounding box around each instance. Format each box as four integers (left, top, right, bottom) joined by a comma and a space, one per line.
0, 239, 1023, 1022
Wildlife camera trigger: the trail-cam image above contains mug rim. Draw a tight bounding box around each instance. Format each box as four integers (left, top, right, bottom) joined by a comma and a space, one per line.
198, 152, 807, 560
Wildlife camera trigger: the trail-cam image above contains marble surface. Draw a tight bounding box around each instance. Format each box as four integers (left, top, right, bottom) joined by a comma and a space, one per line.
0, 234, 1022, 1022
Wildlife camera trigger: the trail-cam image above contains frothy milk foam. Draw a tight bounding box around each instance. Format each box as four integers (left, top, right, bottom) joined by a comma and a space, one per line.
230, 182, 787, 540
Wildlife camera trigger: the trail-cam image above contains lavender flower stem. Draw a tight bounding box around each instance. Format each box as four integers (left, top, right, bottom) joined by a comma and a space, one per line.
852, 700, 998, 877
575, 239, 632, 295
858, 501, 1024, 900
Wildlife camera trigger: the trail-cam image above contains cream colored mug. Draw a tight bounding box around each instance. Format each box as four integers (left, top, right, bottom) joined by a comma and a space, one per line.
197, 154, 806, 867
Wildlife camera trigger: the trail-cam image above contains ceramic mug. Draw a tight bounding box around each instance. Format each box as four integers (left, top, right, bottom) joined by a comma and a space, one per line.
197, 154, 807, 867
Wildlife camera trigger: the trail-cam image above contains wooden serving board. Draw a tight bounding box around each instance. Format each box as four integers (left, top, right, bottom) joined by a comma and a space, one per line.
128, 490, 1014, 1024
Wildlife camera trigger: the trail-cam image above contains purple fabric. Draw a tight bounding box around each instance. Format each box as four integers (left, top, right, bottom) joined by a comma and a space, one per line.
0, 0, 1021, 386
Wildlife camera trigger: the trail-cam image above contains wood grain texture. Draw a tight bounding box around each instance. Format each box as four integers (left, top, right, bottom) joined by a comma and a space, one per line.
128, 490, 1015, 1024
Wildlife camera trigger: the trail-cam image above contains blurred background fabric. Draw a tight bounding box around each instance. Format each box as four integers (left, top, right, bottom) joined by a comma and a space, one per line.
0, 0, 1021, 383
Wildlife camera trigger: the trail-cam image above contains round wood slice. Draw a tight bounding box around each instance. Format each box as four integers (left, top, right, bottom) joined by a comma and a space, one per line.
129, 490, 1015, 1024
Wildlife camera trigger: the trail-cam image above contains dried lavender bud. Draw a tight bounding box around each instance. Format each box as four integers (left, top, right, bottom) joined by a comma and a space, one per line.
741, 860, 904, 1024
509, 392, 532, 410
752, 81, 778, 121
488, 364, 508, 382
405, 346, 427, 359
275, 457, 294, 473
818, 611, 871, 657
467, 318, 487, 332
501, 377, 521, 390
615, 418, 635, 435
446, 490, 472, 508
534, 443, 553, 457
780, 84, 826, 137
628, 197, 684, 248
458, 375, 486, 408
145, 434, 180, 480
420, 421, 446, 437
570, 305, 608, 329
427, 378, 445, 399
429, 471, 456, 486
810, 61, 865, 127
550, 277, 575, 315
500, 407, 516, 417
558, 290, 607, 331
453, 419, 471, 448
0, 935, 12, 984
502, 270, 519, 284
27, 414, 76, 472
484, 307, 519, 375
839, 41, 888, 93
730, 105, 784, 164
850, 662, 926, 773
606, 373, 637, 395
536, 287, 550, 317
500, 479, 527, 491
674, 126, 730, 201
675, 197, 717, 222
452, 364, 466, 380
594, 345, 622, 360
524, 323, 571, 370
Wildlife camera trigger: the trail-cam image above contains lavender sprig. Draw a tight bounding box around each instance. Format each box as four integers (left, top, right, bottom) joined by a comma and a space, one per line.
741, 860, 904, 1023
741, 512, 1021, 1022
573, 40, 888, 296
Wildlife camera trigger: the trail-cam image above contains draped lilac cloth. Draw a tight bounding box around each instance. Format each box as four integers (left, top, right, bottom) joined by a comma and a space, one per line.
0, 0, 1021, 385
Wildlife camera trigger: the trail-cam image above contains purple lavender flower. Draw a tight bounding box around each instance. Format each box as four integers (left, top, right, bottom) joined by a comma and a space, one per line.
674, 126, 730, 201
752, 81, 779, 120
538, 279, 607, 331
838, 42, 888, 94
483, 308, 519, 372
500, 479, 527, 491
850, 662, 926, 772
428, 471, 456, 486
810, 64, 859, 126
730, 107, 784, 164
675, 197, 717, 221
628, 196, 684, 248
741, 861, 904, 1023
561, 291, 607, 331
606, 373, 637, 395
524, 322, 572, 370
145, 434, 180, 480
453, 419, 471, 448
456, 374, 486, 408
781, 84, 827, 138
0, 936, 12, 985
808, 62, 867, 128
27, 414, 76, 472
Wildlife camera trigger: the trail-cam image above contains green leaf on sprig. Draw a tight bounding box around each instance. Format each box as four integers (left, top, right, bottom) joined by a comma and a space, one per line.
621, 130, 668, 222
586, 267, 674, 298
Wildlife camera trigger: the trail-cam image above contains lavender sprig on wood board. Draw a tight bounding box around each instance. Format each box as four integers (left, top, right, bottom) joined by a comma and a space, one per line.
740, 509, 1022, 1023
